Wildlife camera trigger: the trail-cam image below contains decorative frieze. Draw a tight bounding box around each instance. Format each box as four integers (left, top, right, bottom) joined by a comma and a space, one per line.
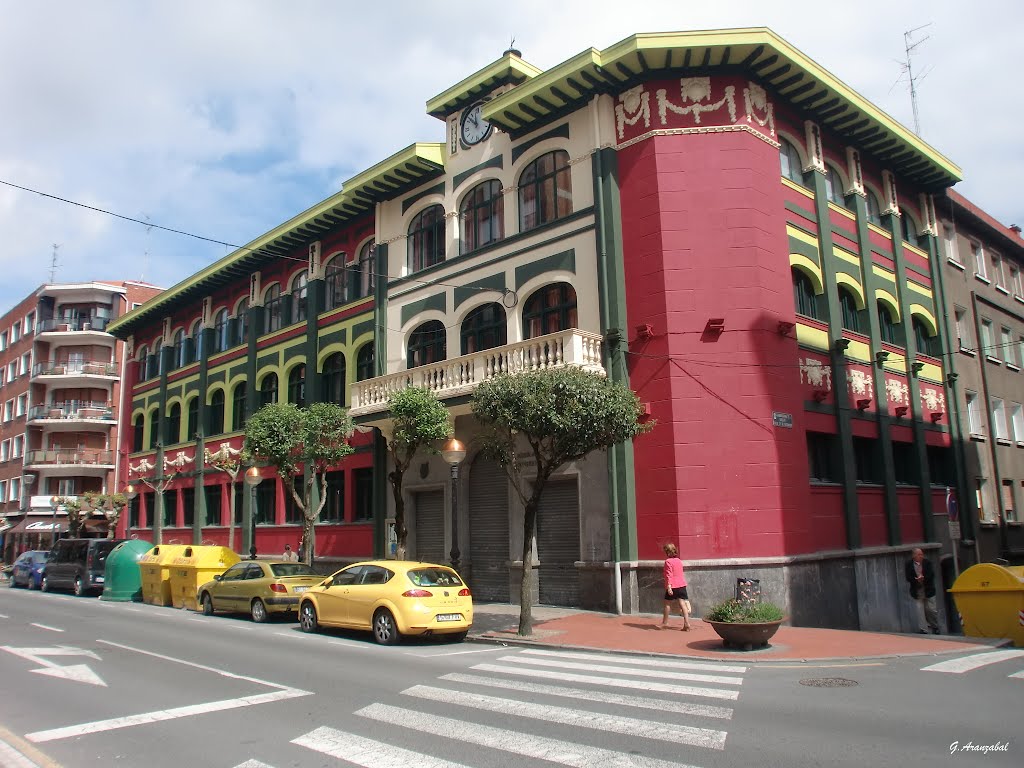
803, 120, 825, 174
845, 148, 865, 197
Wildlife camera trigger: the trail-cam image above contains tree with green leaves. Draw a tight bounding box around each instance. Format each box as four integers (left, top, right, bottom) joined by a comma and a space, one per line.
471, 367, 653, 636
244, 402, 354, 566
387, 387, 452, 560
81, 491, 128, 539
53, 496, 84, 539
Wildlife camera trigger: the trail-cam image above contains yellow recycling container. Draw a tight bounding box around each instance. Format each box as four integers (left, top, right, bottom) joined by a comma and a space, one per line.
168, 546, 240, 611
949, 563, 1024, 647
138, 545, 188, 607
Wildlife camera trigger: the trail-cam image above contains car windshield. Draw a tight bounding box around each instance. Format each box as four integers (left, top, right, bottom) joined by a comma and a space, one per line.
270, 563, 318, 577
407, 568, 463, 587
32, 553, 48, 563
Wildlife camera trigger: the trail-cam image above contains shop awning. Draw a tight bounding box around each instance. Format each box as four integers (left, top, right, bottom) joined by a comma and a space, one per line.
7, 515, 70, 534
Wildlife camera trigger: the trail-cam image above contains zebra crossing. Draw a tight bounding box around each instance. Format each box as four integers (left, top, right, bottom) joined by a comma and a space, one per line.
232, 647, 749, 768
920, 648, 1024, 677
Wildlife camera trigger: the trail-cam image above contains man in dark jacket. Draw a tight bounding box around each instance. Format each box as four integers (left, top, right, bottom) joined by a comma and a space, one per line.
905, 548, 939, 634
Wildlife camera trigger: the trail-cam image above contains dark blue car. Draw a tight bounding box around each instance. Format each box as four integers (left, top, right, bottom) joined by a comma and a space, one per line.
9, 551, 49, 589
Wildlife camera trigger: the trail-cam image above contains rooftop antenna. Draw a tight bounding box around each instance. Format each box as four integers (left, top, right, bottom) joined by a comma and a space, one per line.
901, 24, 932, 136
49, 243, 62, 283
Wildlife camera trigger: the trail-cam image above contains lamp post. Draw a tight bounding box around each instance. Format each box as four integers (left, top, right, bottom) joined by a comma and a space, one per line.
21, 473, 36, 512
440, 438, 466, 572
123, 484, 138, 535
49, 495, 60, 548
244, 466, 262, 558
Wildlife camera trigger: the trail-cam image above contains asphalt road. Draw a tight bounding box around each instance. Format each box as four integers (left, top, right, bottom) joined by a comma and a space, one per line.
0, 586, 1019, 768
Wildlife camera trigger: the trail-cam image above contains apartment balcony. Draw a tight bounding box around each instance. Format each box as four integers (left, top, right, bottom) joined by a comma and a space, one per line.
350, 328, 606, 422
32, 360, 119, 383
28, 402, 116, 430
24, 449, 115, 476
35, 318, 112, 340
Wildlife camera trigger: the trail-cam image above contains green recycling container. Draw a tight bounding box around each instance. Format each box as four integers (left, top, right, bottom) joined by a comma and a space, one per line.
101, 539, 153, 602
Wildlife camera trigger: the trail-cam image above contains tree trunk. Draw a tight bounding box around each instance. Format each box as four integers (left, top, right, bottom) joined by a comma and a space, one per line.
227, 480, 236, 553
302, 514, 316, 567
518, 494, 541, 636
390, 468, 407, 560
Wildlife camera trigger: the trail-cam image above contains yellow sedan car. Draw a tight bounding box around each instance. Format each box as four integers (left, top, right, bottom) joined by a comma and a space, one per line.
198, 560, 324, 623
298, 560, 473, 644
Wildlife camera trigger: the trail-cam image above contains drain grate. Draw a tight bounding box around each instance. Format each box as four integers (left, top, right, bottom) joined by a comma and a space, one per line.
799, 677, 859, 687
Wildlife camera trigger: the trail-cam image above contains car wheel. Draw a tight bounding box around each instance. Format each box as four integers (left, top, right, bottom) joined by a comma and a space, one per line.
250, 599, 268, 624
373, 609, 400, 646
7, 575, 16, 588
73, 577, 85, 597
40, 575, 50, 592
444, 630, 469, 643
201, 593, 214, 616
299, 601, 318, 633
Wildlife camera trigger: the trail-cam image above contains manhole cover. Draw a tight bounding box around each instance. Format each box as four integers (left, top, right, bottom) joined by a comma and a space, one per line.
799, 677, 859, 687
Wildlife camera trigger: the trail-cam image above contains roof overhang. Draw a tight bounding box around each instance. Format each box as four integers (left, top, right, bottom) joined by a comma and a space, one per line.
108, 143, 445, 338
482, 28, 961, 190
426, 52, 544, 120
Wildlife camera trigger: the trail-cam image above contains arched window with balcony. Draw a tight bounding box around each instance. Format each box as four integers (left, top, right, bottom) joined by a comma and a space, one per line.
207, 390, 226, 436
322, 353, 346, 405
792, 268, 821, 320
408, 206, 446, 273
522, 283, 578, 339
212, 309, 229, 353
519, 150, 571, 232
878, 301, 901, 346
264, 284, 283, 334
186, 397, 199, 440
356, 344, 375, 381
290, 271, 308, 324
259, 373, 278, 407
838, 287, 862, 333
165, 403, 181, 445
234, 298, 249, 346
287, 365, 306, 407
461, 303, 507, 354
132, 413, 144, 453
407, 321, 447, 368
232, 381, 247, 430
779, 138, 806, 185
460, 180, 503, 254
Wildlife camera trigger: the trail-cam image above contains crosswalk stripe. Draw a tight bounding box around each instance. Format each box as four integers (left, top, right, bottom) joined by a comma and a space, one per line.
1008, 671, 1024, 679
470, 662, 739, 700
921, 649, 1024, 673
496, 654, 744, 685
403, 684, 727, 750
357, 702, 703, 768
519, 648, 748, 674
440, 672, 734, 720
293, 726, 472, 768
232, 761, 276, 768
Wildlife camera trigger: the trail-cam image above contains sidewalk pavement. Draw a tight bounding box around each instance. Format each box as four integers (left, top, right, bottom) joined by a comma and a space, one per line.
468, 603, 1010, 662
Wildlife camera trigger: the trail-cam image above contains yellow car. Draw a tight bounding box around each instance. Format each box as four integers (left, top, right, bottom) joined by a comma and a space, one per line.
198, 560, 324, 623
298, 560, 473, 644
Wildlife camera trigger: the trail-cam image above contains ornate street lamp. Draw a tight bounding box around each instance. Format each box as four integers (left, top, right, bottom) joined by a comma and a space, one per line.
243, 466, 263, 558
440, 438, 466, 572
49, 495, 60, 547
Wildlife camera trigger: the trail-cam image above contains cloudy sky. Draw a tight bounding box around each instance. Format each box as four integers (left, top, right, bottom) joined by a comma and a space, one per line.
0, 0, 1019, 308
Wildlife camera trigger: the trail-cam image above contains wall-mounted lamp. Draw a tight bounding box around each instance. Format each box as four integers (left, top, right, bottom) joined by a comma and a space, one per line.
894, 405, 909, 418
857, 399, 871, 411
777, 321, 796, 336
946, 373, 959, 386
635, 323, 654, 341
813, 390, 829, 403
875, 351, 890, 367
911, 361, 925, 376
930, 411, 944, 423
638, 402, 654, 422
835, 338, 851, 353
705, 318, 726, 333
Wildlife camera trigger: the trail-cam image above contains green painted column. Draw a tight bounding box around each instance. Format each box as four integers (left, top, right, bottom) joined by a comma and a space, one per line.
810, 170, 861, 550
307, 277, 325, 404
193, 326, 213, 544
373, 243, 389, 375
153, 345, 173, 546
372, 240, 389, 559
242, 303, 263, 554
373, 430, 388, 559
850, 195, 901, 544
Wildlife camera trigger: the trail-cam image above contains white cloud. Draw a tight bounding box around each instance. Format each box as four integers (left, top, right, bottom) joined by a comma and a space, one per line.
0, 0, 1019, 307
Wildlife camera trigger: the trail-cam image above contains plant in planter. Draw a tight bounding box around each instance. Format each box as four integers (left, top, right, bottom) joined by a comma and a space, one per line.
704, 598, 786, 650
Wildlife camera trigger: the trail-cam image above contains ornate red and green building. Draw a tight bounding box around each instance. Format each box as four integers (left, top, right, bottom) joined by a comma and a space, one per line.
109, 28, 974, 631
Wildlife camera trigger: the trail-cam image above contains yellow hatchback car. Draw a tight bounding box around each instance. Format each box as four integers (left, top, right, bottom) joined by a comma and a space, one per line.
198, 560, 324, 623
297, 560, 473, 644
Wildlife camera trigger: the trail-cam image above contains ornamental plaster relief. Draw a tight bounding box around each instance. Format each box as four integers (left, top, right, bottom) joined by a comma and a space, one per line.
847, 368, 873, 399
886, 377, 909, 406
800, 358, 831, 389
921, 387, 945, 412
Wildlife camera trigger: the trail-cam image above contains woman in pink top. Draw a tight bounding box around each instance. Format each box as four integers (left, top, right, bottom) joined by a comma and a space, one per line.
661, 543, 692, 630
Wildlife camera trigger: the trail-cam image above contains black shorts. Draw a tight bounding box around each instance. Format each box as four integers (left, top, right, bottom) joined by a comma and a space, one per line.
664, 586, 688, 601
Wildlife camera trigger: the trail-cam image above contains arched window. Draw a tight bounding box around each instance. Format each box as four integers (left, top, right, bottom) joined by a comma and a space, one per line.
353, 240, 376, 301
132, 414, 144, 453
519, 150, 571, 232
408, 206, 446, 273
461, 303, 507, 354
148, 410, 159, 450
792, 268, 820, 320
186, 397, 199, 440
173, 329, 188, 369
322, 353, 346, 405
460, 180, 504, 254
207, 390, 225, 435
913, 317, 940, 357
779, 139, 805, 185
191, 321, 204, 361
154, 340, 164, 377
325, 257, 347, 310
838, 287, 861, 332
259, 373, 278, 407
136, 346, 149, 380
356, 344, 375, 381
212, 309, 229, 353
290, 271, 308, 324
825, 164, 846, 206
900, 209, 926, 249
878, 302, 900, 346
866, 189, 883, 226
232, 382, 247, 430
264, 284, 283, 334
234, 298, 249, 346
408, 321, 447, 368
165, 403, 181, 445
288, 365, 306, 407
522, 283, 578, 339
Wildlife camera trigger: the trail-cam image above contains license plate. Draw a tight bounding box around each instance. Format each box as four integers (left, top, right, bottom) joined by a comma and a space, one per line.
93, 576, 104, 583
436, 613, 462, 622
292, 586, 309, 593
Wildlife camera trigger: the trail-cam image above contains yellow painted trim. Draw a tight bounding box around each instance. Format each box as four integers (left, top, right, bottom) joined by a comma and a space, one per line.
781, 176, 815, 199
166, 372, 200, 391
832, 246, 860, 267
845, 338, 871, 364
835, 272, 866, 309
796, 322, 829, 351
789, 254, 823, 294
904, 242, 929, 260
827, 201, 856, 221
867, 222, 893, 241
875, 289, 901, 321
317, 342, 349, 369
906, 282, 933, 300
787, 225, 820, 249
426, 53, 543, 115
919, 362, 944, 382
909, 304, 938, 335
883, 352, 908, 373
872, 265, 897, 284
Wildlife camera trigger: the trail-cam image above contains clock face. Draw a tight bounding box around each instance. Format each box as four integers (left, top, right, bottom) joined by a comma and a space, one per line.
460, 104, 492, 146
